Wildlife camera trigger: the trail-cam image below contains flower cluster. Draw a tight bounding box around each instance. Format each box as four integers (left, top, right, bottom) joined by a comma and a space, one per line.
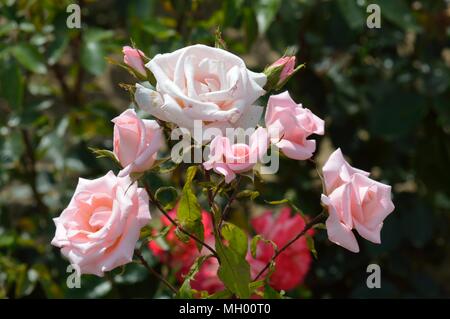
51, 43, 394, 297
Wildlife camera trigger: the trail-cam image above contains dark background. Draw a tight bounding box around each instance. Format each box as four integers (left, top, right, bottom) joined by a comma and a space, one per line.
0, 0, 449, 298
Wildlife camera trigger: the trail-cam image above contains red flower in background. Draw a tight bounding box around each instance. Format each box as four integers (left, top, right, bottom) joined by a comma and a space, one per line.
149, 206, 314, 294
248, 207, 314, 291
148, 208, 223, 294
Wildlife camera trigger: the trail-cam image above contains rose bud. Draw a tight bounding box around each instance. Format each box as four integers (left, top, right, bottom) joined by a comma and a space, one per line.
264, 55, 301, 91
122, 46, 147, 77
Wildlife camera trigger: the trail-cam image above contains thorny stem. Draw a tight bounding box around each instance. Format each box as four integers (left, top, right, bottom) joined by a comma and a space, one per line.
142, 180, 219, 259
253, 211, 327, 281
134, 249, 178, 294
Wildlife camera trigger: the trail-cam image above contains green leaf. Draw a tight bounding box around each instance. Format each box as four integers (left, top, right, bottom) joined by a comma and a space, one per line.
222, 0, 245, 27
114, 262, 148, 285
11, 44, 47, 74
151, 158, 180, 174
0, 21, 17, 37
177, 255, 210, 299
88, 147, 120, 166
337, 0, 365, 30
250, 280, 265, 291
141, 20, 176, 39
47, 32, 69, 65
206, 281, 263, 299
155, 186, 178, 210
177, 166, 204, 251
147, 225, 171, 241
240, 169, 255, 182
369, 91, 426, 138
84, 28, 114, 42
1, 131, 25, 164
184, 165, 198, 184
265, 198, 305, 217
305, 234, 317, 259
243, 7, 258, 50
0, 59, 23, 110
236, 190, 260, 200
376, 0, 418, 30
207, 288, 233, 299
221, 222, 248, 257
14, 264, 28, 298
174, 227, 191, 243
81, 39, 106, 76
264, 284, 284, 299
254, 0, 282, 35
0, 233, 15, 247
313, 223, 327, 230
139, 225, 153, 240
216, 240, 252, 299
32, 264, 63, 298
80, 29, 112, 76
265, 199, 289, 205
250, 234, 277, 258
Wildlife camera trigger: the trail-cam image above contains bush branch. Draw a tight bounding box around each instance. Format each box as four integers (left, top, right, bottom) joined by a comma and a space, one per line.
134, 249, 178, 294
253, 211, 326, 281
218, 176, 241, 229
142, 180, 218, 259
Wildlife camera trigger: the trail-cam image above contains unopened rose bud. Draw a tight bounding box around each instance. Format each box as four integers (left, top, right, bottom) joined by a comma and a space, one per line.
264, 55, 302, 92
271, 56, 296, 84
122, 46, 147, 77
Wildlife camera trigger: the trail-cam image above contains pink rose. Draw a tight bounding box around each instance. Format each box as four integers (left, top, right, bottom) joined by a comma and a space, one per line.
112, 109, 162, 176
122, 46, 146, 76
265, 91, 324, 160
248, 207, 313, 291
51, 171, 151, 276
134, 44, 267, 132
203, 127, 269, 183
270, 56, 296, 85
321, 148, 395, 253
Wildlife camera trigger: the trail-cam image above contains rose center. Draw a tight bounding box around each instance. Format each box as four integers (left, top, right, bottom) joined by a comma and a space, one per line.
89, 206, 112, 231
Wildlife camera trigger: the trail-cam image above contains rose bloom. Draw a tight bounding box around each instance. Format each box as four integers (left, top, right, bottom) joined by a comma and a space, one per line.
203, 127, 268, 183
248, 207, 314, 291
51, 171, 151, 276
122, 46, 146, 76
148, 208, 223, 294
134, 44, 266, 132
321, 148, 395, 253
265, 91, 324, 160
112, 109, 162, 176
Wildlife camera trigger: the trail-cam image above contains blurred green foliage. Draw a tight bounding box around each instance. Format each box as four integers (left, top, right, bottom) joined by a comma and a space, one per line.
0, 0, 449, 298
